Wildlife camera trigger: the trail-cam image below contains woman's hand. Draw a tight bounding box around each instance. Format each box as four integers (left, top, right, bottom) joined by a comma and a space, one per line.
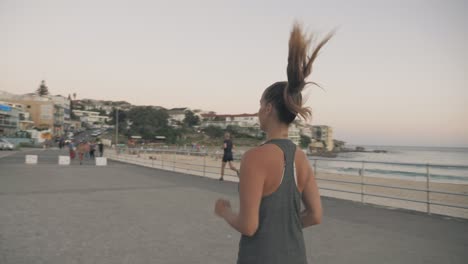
214, 199, 231, 218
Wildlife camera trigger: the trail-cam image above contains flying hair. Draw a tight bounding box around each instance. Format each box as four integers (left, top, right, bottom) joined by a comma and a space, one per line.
283, 23, 334, 121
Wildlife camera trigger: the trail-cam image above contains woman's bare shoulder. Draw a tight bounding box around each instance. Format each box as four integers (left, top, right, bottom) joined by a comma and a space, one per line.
242, 144, 283, 165
294, 148, 308, 163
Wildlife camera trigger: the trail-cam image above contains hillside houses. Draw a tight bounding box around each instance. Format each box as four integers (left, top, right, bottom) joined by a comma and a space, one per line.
2, 89, 335, 149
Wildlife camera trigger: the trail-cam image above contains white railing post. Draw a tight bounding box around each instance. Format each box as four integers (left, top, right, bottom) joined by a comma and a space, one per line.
426, 164, 430, 214
203, 154, 206, 177
313, 159, 317, 175
360, 161, 365, 203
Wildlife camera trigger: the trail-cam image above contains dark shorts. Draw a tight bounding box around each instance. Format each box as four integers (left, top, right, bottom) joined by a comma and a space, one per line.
222, 153, 233, 162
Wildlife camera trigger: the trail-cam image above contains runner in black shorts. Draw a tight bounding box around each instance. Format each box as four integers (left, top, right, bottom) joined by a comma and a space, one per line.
219, 132, 240, 181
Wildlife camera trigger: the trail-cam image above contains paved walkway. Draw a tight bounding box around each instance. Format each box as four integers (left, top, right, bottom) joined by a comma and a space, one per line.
1, 149, 467, 263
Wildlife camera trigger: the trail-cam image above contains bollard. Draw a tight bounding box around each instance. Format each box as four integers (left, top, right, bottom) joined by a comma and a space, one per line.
58, 156, 70, 165
25, 155, 38, 164
96, 157, 107, 166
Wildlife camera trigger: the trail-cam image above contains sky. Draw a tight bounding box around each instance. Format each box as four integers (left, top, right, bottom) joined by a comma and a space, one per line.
1, 0, 467, 147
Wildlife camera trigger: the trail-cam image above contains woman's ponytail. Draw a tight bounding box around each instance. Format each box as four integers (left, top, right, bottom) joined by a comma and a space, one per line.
283, 23, 334, 121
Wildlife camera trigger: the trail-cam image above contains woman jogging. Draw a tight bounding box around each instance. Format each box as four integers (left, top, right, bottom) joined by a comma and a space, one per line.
214, 23, 333, 263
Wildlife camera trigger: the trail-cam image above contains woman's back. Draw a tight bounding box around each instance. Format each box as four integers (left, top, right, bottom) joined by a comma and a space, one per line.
237, 139, 307, 264
214, 22, 329, 264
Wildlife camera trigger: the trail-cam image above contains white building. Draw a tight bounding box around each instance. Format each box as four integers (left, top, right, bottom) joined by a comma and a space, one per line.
167, 107, 205, 127
312, 125, 334, 151
168, 108, 190, 122
201, 113, 259, 128
229, 114, 259, 126
288, 123, 301, 146
167, 107, 191, 126
0, 102, 21, 136
3, 91, 71, 136
73, 110, 108, 125
100, 105, 114, 115
51, 95, 71, 121
1, 101, 35, 131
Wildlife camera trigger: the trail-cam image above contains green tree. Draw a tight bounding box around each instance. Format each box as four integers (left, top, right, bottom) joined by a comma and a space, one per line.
159, 127, 183, 144
300, 135, 312, 149
36, 80, 49, 96
203, 125, 224, 138
108, 108, 128, 134
126, 106, 170, 140
226, 125, 241, 136
183, 110, 200, 127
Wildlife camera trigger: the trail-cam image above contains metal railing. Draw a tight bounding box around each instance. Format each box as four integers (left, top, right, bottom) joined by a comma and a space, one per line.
106, 148, 240, 180
310, 158, 468, 218
105, 148, 468, 219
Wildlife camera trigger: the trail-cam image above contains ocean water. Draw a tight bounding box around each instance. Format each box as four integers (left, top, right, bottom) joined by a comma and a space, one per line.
308, 146, 468, 184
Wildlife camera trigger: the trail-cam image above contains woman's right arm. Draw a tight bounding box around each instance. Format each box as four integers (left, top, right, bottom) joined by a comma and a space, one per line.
300, 161, 323, 228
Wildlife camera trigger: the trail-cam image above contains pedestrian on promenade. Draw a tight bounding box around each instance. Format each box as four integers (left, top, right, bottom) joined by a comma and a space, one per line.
84, 141, 91, 160
68, 141, 76, 160
219, 132, 239, 181
98, 141, 104, 157
77, 141, 86, 165
214, 23, 332, 264
90, 142, 96, 159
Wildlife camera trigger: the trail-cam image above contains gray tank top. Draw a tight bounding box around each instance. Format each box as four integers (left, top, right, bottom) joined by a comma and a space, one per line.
237, 139, 307, 264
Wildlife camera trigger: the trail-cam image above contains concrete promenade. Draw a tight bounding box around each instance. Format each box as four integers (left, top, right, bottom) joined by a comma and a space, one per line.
1, 149, 467, 263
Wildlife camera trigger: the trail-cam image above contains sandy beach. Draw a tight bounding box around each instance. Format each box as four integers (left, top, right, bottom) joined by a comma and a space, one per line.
106, 150, 468, 219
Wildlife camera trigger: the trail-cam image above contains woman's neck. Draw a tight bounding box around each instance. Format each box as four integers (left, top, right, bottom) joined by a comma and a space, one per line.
266, 123, 290, 141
